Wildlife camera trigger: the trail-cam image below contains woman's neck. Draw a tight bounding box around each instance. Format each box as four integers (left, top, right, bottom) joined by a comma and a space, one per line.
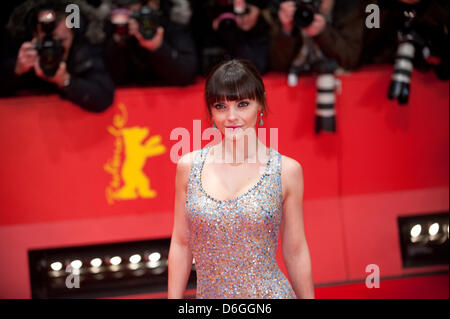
215, 130, 266, 165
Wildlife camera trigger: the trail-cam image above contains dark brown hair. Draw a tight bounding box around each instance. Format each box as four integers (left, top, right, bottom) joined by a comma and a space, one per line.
204, 59, 267, 116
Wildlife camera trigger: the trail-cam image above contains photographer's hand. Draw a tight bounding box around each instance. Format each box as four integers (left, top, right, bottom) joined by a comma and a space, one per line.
278, 1, 296, 35
129, 18, 164, 52
15, 39, 38, 76
34, 60, 71, 88
303, 13, 326, 37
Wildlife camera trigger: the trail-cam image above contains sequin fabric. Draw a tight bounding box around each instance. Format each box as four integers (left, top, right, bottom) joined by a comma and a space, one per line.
185, 146, 297, 299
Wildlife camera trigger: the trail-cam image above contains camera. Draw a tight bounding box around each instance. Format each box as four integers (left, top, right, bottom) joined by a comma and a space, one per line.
110, 4, 161, 41
130, 4, 161, 39
287, 36, 339, 135
288, 35, 337, 80
387, 8, 424, 105
280, 0, 322, 28
35, 9, 64, 77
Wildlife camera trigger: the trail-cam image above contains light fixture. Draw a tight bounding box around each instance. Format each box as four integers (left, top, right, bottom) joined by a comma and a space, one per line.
148, 252, 161, 262
50, 261, 63, 271
90, 258, 102, 268
110, 256, 122, 266
398, 212, 449, 268
70, 259, 82, 269
29, 238, 195, 298
410, 224, 421, 238
129, 254, 142, 264
428, 223, 439, 236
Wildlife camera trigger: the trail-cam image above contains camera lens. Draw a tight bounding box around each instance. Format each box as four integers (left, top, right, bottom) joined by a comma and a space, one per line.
315, 74, 337, 134
38, 37, 64, 77
294, 4, 315, 28
388, 42, 414, 104
138, 5, 159, 39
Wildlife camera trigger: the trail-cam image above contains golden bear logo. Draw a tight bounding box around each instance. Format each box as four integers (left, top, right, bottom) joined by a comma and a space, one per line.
104, 103, 166, 204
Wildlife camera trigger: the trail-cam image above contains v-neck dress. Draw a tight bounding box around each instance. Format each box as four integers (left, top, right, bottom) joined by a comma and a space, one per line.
184, 145, 296, 299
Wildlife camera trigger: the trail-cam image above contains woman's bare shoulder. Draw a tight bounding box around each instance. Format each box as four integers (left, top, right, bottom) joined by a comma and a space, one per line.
178, 150, 197, 165
280, 154, 304, 183
175, 150, 201, 189
280, 154, 303, 173
280, 154, 304, 199
177, 150, 201, 172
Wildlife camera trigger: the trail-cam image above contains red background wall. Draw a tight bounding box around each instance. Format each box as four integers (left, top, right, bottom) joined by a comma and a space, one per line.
0, 66, 448, 298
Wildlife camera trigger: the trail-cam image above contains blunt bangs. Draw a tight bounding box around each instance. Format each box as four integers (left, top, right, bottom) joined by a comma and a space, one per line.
205, 60, 266, 114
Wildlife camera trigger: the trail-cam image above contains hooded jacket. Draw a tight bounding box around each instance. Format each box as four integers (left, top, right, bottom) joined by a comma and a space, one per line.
1, 0, 114, 112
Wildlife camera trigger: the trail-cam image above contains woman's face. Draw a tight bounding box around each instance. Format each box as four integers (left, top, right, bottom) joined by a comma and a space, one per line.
210, 98, 262, 141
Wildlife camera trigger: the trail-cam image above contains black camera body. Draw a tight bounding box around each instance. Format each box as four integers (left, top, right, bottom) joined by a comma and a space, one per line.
110, 4, 162, 44
130, 5, 161, 39
35, 10, 64, 77
280, 0, 321, 28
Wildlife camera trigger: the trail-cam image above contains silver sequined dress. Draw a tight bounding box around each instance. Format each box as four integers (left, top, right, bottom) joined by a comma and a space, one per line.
185, 146, 297, 299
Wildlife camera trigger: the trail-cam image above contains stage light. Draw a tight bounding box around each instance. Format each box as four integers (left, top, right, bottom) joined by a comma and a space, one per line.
70, 259, 82, 269
90, 258, 102, 268
29, 238, 196, 298
410, 224, 422, 238
50, 261, 63, 271
110, 256, 122, 266
148, 252, 161, 262
129, 254, 142, 264
428, 223, 439, 236
398, 212, 449, 268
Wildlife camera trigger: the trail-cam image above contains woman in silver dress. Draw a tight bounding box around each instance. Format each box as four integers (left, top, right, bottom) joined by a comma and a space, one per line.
168, 59, 314, 299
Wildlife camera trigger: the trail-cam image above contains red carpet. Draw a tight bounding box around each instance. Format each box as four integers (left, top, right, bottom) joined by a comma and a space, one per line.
315, 273, 449, 299
111, 273, 448, 299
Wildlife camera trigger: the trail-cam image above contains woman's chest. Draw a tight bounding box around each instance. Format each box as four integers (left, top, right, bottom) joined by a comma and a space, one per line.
186, 180, 282, 225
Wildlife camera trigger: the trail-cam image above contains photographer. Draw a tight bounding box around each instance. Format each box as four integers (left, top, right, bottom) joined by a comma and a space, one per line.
269, 0, 367, 72
0, 0, 114, 113
105, 0, 198, 86
198, 0, 272, 75
361, 0, 449, 80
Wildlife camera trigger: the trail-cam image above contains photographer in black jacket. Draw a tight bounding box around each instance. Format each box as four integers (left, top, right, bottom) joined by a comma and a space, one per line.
105, 0, 198, 86
195, 0, 271, 75
1, 0, 114, 113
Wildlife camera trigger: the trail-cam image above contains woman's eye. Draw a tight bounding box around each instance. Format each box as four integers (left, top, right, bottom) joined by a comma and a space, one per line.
214, 104, 226, 110
238, 101, 249, 107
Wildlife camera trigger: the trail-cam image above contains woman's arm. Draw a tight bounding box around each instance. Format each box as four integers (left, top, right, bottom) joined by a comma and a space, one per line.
280, 157, 315, 299
167, 152, 195, 298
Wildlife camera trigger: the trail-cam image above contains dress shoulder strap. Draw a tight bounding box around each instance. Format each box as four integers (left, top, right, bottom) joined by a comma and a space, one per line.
188, 146, 210, 188
266, 147, 282, 176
